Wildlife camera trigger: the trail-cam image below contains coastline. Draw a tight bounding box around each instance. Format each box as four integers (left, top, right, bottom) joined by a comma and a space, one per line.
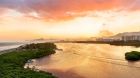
0, 47, 19, 55
0, 44, 23, 55
58, 41, 140, 47
0, 43, 57, 78
1, 41, 140, 78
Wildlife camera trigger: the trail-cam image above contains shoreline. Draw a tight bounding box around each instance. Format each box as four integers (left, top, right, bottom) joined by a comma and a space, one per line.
1, 42, 140, 78
57, 41, 140, 47
0, 48, 17, 55
0, 43, 57, 78
0, 44, 23, 55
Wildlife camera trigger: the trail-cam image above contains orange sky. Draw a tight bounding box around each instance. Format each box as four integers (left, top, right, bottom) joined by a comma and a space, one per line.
0, 0, 140, 41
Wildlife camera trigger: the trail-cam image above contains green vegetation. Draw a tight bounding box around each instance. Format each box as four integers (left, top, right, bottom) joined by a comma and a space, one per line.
109, 41, 140, 47
70, 40, 140, 47
0, 43, 57, 78
125, 51, 140, 61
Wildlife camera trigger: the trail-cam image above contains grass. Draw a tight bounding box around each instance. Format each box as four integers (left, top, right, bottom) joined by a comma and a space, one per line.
0, 43, 57, 78
125, 51, 140, 61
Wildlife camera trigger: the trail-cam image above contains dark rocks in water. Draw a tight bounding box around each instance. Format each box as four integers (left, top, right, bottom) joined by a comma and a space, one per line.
125, 51, 140, 61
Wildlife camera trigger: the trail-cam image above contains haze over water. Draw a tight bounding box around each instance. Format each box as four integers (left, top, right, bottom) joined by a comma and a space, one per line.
0, 43, 22, 52
30, 43, 140, 78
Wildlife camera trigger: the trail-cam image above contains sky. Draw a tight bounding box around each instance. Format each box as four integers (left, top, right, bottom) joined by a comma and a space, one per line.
0, 0, 140, 40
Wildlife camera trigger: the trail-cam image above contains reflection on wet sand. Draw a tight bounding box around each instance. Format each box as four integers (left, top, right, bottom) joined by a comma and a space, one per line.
29, 43, 140, 78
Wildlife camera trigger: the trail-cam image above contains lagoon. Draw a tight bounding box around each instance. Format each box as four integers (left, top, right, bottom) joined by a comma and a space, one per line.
30, 43, 140, 78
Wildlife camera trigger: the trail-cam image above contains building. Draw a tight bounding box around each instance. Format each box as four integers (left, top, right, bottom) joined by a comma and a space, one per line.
96, 32, 140, 42
122, 35, 140, 41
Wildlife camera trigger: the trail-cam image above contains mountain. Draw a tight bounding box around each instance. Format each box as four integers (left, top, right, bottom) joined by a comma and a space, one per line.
110, 31, 140, 39
31, 38, 45, 41
115, 32, 140, 36
98, 30, 114, 37
25, 38, 62, 43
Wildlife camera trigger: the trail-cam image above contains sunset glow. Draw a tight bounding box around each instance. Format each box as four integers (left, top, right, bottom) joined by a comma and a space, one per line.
0, 0, 140, 40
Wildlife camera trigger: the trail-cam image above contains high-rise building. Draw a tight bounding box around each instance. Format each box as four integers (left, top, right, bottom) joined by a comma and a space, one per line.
122, 35, 140, 41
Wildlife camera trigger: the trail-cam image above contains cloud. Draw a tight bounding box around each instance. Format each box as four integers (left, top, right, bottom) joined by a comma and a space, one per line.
0, 0, 139, 20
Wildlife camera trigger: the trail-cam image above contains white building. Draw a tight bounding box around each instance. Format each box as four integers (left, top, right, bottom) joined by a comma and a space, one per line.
122, 35, 140, 41
96, 32, 140, 42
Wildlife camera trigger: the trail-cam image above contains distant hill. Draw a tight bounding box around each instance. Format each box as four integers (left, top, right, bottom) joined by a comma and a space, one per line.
31, 38, 45, 41
115, 32, 140, 36
110, 31, 140, 39
26, 38, 61, 43
97, 30, 114, 38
